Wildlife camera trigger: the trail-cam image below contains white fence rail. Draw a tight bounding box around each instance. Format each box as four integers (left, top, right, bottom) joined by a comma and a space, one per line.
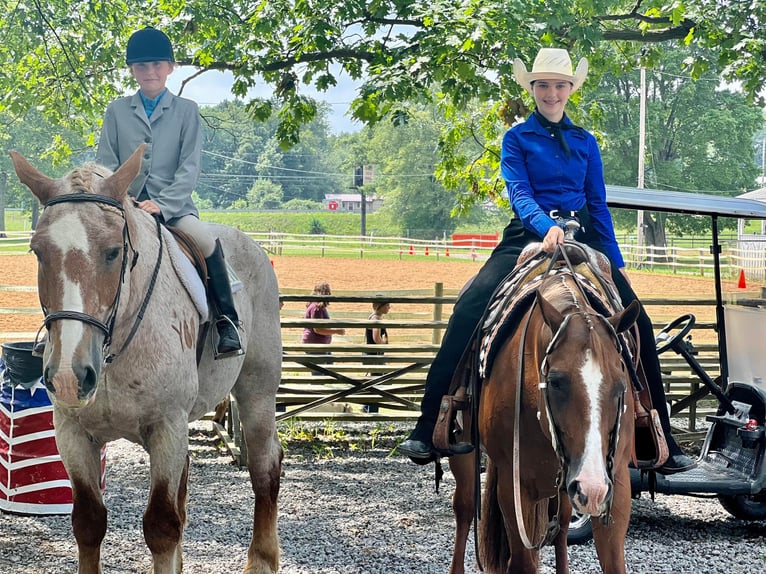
2, 230, 764, 281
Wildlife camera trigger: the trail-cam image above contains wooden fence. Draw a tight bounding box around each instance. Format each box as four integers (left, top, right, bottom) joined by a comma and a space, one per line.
276, 290, 722, 437
0, 277, 724, 437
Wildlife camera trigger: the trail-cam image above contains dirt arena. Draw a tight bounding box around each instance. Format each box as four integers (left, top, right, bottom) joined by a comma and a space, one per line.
0, 252, 752, 342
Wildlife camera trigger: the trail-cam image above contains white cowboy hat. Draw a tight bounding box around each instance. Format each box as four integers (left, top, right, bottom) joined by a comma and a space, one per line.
513, 48, 589, 93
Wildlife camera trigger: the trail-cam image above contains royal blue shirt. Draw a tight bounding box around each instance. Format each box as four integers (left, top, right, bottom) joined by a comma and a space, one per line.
501, 112, 624, 268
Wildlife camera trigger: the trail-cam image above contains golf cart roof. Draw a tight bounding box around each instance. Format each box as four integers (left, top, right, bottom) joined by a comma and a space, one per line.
606, 185, 766, 220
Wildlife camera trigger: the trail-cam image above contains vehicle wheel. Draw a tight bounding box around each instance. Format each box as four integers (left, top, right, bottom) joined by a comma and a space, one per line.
718, 494, 766, 520
567, 511, 593, 545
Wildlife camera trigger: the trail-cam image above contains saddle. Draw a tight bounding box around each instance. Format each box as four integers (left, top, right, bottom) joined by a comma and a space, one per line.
166, 226, 208, 285
433, 242, 669, 470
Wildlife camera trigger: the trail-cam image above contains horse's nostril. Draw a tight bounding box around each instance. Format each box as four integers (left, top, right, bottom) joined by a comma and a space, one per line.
567, 480, 585, 505
43, 366, 56, 394
80, 365, 98, 398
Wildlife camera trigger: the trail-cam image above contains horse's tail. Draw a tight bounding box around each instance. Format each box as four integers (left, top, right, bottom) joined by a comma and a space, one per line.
478, 458, 510, 573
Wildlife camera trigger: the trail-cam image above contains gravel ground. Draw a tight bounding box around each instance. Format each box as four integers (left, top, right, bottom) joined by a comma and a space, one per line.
1, 421, 765, 573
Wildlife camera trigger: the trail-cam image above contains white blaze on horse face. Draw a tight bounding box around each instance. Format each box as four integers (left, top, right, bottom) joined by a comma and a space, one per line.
49, 212, 91, 364
571, 349, 611, 516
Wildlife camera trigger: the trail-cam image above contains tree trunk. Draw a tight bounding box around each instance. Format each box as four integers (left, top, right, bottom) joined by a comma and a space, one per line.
643, 212, 668, 263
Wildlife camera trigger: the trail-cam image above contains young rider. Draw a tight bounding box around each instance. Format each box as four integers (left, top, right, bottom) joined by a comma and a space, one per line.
398, 48, 696, 475
96, 26, 242, 358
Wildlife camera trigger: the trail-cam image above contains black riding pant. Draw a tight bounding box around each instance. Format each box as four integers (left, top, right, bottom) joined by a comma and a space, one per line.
413, 212, 678, 452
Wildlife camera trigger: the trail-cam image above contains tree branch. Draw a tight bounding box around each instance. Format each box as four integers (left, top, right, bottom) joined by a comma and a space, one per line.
258, 48, 379, 72
603, 22, 695, 43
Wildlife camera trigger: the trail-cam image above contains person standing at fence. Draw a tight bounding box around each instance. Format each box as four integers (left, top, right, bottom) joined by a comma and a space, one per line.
363, 299, 391, 413
365, 300, 390, 347
301, 282, 345, 377
95, 26, 242, 359
302, 281, 345, 342
398, 47, 696, 475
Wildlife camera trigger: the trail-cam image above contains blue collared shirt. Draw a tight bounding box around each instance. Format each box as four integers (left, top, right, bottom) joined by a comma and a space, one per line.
139, 89, 167, 118
500, 113, 624, 267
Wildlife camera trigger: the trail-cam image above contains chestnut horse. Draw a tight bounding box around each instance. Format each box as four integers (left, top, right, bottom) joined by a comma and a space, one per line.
449, 250, 640, 574
11, 146, 282, 574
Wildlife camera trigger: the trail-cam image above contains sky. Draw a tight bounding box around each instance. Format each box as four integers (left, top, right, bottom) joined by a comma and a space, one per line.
166, 66, 362, 134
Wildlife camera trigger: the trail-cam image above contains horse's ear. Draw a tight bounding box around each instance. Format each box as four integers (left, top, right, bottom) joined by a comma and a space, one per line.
9, 150, 60, 205
607, 300, 641, 334
102, 144, 146, 200
536, 290, 564, 331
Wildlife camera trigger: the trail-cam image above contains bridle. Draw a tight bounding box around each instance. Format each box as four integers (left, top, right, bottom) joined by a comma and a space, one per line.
36, 193, 164, 364
512, 245, 626, 549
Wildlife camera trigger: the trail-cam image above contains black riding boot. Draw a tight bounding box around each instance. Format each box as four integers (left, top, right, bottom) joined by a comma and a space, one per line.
205, 240, 243, 359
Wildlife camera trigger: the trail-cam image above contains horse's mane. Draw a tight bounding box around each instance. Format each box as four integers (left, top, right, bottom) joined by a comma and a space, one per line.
66, 163, 114, 193
538, 272, 589, 314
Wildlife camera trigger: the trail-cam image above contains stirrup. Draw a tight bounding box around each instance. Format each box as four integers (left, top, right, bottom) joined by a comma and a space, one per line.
213, 316, 244, 360
433, 394, 474, 455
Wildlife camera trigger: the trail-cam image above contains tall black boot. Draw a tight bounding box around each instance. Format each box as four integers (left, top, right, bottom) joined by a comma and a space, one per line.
205, 239, 243, 359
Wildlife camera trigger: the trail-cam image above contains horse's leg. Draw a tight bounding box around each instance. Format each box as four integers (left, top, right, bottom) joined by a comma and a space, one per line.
448, 451, 475, 574
233, 386, 282, 574
55, 415, 107, 574
552, 497, 572, 574
142, 421, 191, 574
591, 464, 630, 574
494, 460, 541, 574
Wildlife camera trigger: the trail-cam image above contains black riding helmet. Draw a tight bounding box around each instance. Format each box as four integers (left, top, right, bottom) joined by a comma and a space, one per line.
125, 27, 174, 65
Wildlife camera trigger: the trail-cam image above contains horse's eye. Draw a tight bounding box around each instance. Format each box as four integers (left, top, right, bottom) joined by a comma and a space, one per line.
547, 372, 568, 391
105, 247, 121, 264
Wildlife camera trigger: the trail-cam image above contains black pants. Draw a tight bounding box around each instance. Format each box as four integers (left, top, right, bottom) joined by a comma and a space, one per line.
413, 214, 680, 453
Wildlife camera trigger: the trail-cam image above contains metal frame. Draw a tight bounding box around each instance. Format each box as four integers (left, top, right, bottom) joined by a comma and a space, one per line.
607, 185, 766, 385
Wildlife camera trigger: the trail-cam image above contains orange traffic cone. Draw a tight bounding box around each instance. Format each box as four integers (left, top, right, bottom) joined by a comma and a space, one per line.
738, 269, 747, 289
408, 245, 414, 255
445, 247, 450, 257
425, 246, 430, 256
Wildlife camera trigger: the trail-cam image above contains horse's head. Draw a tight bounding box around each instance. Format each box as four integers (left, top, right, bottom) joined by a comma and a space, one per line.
10, 145, 145, 408
535, 283, 640, 518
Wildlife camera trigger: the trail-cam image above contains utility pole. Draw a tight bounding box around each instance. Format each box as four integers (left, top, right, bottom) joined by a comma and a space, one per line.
637, 66, 647, 251
354, 166, 366, 236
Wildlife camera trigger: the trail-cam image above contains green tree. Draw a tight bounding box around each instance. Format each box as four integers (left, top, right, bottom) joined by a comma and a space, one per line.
588, 46, 761, 242
200, 100, 340, 208
3, 1, 764, 154
364, 110, 459, 238
0, 109, 83, 229
246, 178, 283, 209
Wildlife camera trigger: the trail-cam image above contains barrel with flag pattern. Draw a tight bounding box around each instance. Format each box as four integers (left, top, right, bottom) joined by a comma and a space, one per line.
0, 347, 106, 515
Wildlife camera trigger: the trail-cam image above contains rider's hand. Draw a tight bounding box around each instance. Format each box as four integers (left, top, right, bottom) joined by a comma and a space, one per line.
541, 226, 565, 253
135, 199, 161, 215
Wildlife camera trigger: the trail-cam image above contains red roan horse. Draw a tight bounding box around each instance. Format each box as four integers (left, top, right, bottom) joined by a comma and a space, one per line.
449, 250, 640, 574
11, 146, 283, 574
